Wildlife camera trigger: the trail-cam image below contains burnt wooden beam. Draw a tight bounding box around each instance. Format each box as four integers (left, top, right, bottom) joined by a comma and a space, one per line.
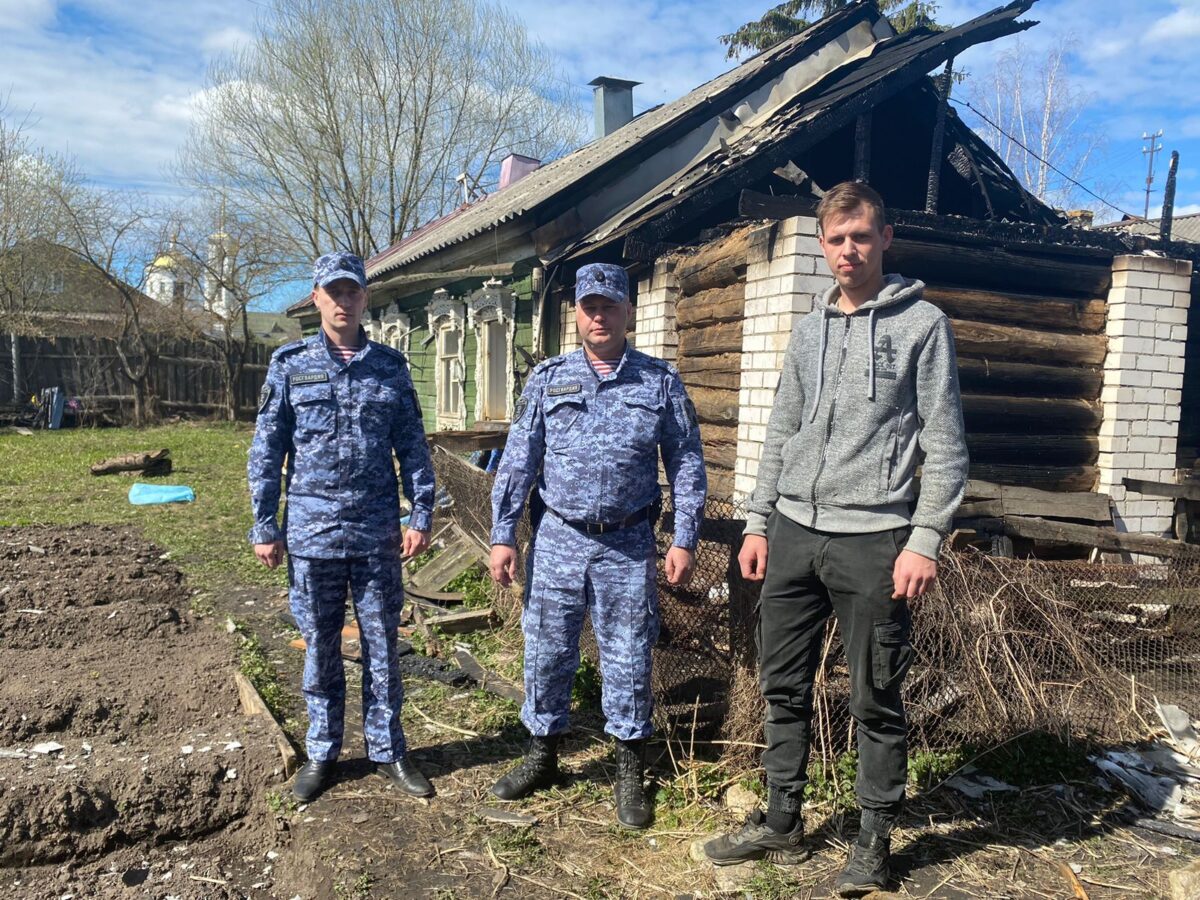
1123, 477, 1200, 502
925, 58, 955, 213
675, 284, 745, 328
1162, 150, 1180, 245
956, 358, 1102, 401
923, 286, 1106, 333
968, 463, 1098, 493
958, 479, 1111, 522
962, 394, 1102, 432
967, 433, 1098, 467
854, 112, 873, 183
951, 320, 1106, 366
675, 228, 754, 294
1001, 515, 1200, 560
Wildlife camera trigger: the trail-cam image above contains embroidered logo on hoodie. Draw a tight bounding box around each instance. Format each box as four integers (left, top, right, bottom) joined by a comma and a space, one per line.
867, 333, 898, 381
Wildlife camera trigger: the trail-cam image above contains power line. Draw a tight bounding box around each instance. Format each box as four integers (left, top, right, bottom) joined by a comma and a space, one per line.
950, 96, 1141, 222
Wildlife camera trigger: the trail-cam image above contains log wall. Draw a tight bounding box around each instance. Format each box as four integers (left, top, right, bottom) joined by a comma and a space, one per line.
887, 239, 1111, 493
668, 228, 754, 498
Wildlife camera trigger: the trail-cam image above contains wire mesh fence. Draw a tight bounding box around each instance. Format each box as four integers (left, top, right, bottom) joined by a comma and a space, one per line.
432, 447, 1200, 762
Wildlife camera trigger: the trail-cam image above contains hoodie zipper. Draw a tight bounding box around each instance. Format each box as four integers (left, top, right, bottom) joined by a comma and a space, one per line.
809, 314, 852, 516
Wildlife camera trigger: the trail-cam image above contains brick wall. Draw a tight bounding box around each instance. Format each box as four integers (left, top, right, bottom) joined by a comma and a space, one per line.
1098, 254, 1193, 536
733, 216, 829, 501
634, 259, 679, 361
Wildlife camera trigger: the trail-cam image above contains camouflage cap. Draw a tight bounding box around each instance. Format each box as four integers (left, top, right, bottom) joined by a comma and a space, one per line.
313, 251, 367, 289
575, 263, 628, 304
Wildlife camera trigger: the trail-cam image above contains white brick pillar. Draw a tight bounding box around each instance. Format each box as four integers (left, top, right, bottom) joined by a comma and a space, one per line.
1098, 255, 1193, 536
634, 259, 679, 360
733, 215, 830, 502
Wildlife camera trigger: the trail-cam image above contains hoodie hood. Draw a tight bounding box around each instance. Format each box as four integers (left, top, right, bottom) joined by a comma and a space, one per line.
807, 275, 926, 420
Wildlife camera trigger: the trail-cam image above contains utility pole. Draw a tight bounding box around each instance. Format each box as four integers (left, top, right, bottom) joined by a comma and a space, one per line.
1142, 129, 1164, 220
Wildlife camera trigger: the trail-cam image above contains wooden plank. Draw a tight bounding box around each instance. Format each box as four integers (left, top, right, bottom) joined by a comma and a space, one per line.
924, 286, 1106, 333
962, 394, 1102, 432
690, 386, 739, 426
707, 467, 735, 499
233, 672, 299, 778
957, 358, 1102, 400
408, 538, 486, 593
677, 320, 743, 357
956, 479, 1111, 522
1123, 477, 1200, 502
675, 284, 745, 328
676, 228, 753, 295
425, 607, 497, 634
1002, 515, 1200, 560
950, 318, 1107, 366
453, 649, 525, 704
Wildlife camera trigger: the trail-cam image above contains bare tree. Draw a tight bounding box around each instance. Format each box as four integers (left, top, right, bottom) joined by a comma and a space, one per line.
0, 102, 79, 401
966, 37, 1101, 210
179, 0, 584, 262
55, 188, 192, 426
169, 198, 297, 420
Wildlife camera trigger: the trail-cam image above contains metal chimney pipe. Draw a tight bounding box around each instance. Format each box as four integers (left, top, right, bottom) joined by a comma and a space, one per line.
588, 77, 641, 139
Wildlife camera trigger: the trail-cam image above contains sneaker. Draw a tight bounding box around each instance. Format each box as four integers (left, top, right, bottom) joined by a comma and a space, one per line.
703, 809, 808, 866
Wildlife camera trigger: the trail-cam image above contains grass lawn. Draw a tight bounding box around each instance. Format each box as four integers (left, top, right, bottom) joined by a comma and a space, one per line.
0, 422, 284, 591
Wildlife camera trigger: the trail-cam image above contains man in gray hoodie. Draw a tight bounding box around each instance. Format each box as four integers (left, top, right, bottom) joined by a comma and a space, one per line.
704, 182, 968, 896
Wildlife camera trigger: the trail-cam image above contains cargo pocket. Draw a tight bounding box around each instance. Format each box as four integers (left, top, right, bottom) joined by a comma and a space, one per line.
871, 619, 913, 691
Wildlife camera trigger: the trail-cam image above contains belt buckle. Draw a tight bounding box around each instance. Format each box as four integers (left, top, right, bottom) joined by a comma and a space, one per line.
587, 522, 606, 535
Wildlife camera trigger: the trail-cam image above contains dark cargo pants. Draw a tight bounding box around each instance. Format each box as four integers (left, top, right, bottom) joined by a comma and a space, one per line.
758, 512, 914, 812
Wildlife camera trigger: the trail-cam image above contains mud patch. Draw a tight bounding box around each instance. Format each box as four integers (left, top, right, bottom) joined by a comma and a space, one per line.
0, 526, 286, 897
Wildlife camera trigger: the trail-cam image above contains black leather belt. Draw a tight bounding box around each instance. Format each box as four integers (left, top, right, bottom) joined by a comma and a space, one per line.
548, 504, 655, 535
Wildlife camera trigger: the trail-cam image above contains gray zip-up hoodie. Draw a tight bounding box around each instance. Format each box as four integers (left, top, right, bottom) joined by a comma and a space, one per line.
745, 275, 968, 560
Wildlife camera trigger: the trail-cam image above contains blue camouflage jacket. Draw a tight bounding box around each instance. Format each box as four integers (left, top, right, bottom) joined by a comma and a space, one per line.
248, 329, 435, 558
491, 346, 707, 551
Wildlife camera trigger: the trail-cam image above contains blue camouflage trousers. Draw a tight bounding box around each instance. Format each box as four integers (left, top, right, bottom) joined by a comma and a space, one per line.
288, 554, 408, 763
521, 513, 660, 741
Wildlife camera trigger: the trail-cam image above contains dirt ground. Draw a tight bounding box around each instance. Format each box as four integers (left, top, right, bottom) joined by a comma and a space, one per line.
0, 526, 285, 899
3, 524, 1197, 900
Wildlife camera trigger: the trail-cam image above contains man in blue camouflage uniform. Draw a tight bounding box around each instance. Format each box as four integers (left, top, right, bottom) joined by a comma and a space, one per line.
488, 262, 707, 829
248, 251, 436, 803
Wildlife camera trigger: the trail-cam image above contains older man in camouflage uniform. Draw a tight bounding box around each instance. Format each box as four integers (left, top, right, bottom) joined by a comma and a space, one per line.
488, 262, 707, 828
249, 251, 436, 803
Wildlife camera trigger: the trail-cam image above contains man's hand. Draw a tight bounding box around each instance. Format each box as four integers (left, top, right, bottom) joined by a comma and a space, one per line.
892, 549, 936, 600
402, 528, 430, 559
254, 540, 284, 569
490, 544, 519, 587
664, 546, 695, 586
738, 535, 768, 581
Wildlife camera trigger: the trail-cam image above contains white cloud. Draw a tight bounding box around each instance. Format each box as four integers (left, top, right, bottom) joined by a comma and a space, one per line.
0, 0, 55, 31
202, 25, 252, 56
1145, 5, 1200, 42
1174, 203, 1200, 215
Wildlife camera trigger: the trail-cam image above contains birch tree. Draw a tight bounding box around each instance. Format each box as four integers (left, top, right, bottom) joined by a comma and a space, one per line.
180, 0, 583, 262
966, 37, 1101, 210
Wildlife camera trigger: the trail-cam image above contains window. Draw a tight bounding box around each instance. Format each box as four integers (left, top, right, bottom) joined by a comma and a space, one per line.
437, 326, 461, 418
480, 319, 509, 421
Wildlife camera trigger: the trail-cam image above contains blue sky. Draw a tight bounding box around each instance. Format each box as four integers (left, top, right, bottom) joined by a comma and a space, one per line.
1, 0, 1197, 308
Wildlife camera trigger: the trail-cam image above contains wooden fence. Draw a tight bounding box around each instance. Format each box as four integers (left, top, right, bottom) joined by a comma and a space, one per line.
0, 334, 270, 422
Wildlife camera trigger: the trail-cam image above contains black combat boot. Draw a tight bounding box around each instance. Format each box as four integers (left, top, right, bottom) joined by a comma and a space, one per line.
835, 808, 896, 897
491, 734, 561, 800
614, 739, 652, 829
292, 759, 335, 803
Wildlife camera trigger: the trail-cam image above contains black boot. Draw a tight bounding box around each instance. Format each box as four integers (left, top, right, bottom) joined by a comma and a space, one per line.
375, 758, 435, 798
614, 739, 652, 829
835, 809, 896, 897
292, 759, 335, 803
491, 734, 560, 800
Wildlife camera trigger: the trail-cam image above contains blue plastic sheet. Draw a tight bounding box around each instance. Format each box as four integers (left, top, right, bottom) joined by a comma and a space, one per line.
128, 483, 195, 505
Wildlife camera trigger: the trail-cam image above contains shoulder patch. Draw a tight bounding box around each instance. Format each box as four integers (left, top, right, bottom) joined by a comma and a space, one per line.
514, 396, 529, 425
685, 397, 698, 428
289, 371, 330, 386
546, 382, 582, 397
258, 382, 272, 413
272, 338, 306, 361
410, 388, 423, 419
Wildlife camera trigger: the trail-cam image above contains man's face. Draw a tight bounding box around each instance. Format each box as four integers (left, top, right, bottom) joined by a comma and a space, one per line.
575, 294, 630, 357
818, 205, 894, 295
312, 278, 368, 333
